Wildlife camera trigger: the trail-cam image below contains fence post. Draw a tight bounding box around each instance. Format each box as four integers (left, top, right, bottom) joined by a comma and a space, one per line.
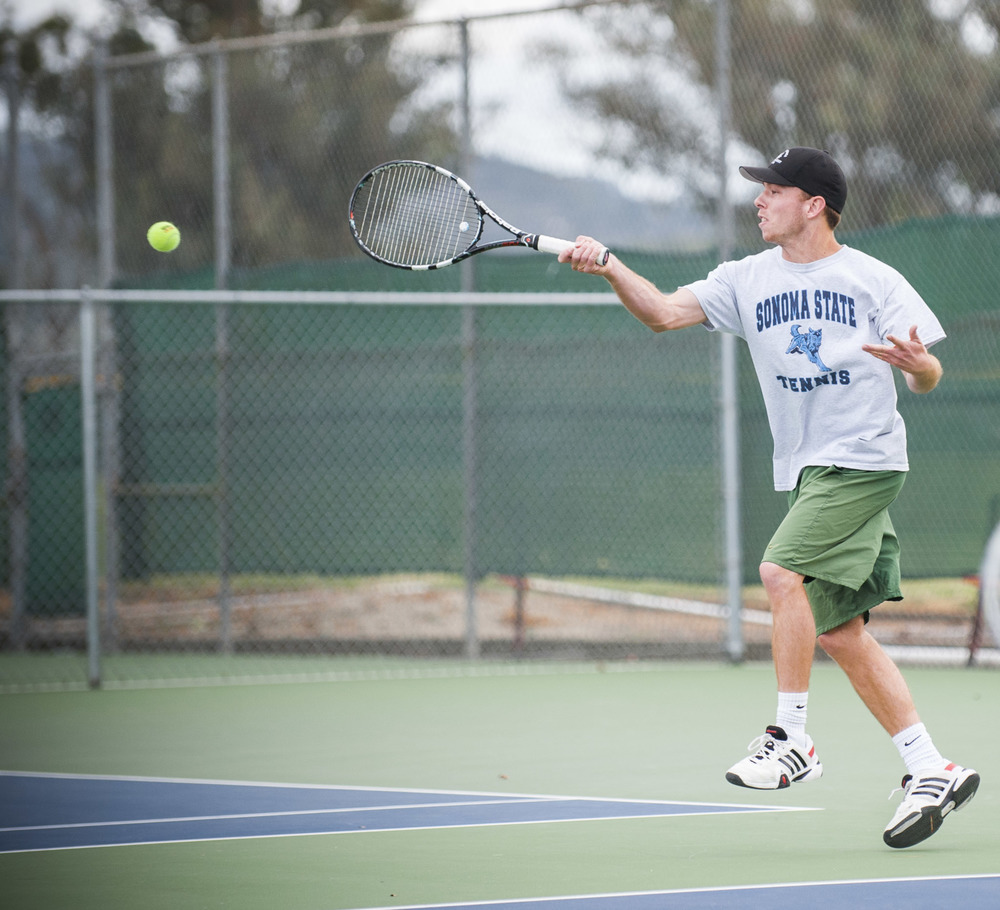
980, 519, 1000, 659
213, 40, 231, 291
715, 0, 744, 663
94, 41, 115, 292
3, 310, 27, 650
81, 288, 102, 688
93, 39, 123, 652
459, 18, 480, 659
4, 40, 27, 649
212, 41, 233, 652
5, 38, 23, 288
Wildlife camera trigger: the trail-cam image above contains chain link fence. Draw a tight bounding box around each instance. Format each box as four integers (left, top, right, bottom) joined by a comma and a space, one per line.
2, 2, 999, 688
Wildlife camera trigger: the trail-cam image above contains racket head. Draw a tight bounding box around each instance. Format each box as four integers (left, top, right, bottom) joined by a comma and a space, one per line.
349, 160, 485, 270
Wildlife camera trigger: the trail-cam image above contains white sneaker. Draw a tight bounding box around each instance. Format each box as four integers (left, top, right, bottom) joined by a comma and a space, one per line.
725, 725, 823, 790
883, 763, 980, 848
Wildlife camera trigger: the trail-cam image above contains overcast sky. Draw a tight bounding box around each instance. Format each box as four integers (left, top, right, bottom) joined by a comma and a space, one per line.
2, 0, 741, 205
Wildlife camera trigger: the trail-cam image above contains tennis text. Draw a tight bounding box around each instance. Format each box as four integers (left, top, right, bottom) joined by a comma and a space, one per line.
775, 370, 851, 392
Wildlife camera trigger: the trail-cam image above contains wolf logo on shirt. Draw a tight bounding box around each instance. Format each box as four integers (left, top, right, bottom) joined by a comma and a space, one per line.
786, 324, 832, 372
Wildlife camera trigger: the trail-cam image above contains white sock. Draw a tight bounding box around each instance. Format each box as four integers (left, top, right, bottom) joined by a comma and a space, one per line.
775, 691, 809, 746
893, 722, 946, 775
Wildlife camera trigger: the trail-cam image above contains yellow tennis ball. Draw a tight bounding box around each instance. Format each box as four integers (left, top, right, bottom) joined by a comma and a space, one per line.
147, 221, 180, 252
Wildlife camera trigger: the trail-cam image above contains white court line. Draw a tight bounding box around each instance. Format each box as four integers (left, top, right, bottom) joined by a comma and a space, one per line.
0, 770, 817, 813
348, 874, 1000, 910
0, 772, 821, 853
0, 806, 823, 855
0, 797, 564, 833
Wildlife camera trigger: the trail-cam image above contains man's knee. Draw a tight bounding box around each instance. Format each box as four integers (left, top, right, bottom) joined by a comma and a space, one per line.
817, 616, 865, 659
759, 561, 803, 596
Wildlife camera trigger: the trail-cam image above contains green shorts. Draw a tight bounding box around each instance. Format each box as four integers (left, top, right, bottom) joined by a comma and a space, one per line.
763, 465, 906, 635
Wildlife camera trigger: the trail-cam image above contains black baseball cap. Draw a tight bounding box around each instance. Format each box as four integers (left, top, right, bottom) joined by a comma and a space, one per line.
739, 147, 847, 214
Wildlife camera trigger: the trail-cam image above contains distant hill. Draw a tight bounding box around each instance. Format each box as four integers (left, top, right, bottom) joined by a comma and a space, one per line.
469, 156, 715, 253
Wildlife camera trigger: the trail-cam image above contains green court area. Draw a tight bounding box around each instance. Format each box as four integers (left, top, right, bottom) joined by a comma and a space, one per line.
1, 660, 997, 909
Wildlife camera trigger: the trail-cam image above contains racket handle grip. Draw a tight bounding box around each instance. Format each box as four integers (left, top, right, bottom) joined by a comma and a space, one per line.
534, 234, 610, 265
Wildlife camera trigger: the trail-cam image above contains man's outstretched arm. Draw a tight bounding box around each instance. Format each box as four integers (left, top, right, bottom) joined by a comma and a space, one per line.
559, 236, 708, 333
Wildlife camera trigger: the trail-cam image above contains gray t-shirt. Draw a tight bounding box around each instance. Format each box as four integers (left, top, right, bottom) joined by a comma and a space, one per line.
685, 244, 945, 490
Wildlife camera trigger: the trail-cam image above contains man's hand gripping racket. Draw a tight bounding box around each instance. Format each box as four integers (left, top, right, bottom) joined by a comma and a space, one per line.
349, 160, 610, 271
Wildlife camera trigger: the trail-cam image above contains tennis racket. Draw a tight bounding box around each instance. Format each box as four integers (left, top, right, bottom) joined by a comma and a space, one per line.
349, 159, 609, 271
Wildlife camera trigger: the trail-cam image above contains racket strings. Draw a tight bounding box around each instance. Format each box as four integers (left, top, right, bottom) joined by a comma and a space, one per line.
353, 164, 480, 267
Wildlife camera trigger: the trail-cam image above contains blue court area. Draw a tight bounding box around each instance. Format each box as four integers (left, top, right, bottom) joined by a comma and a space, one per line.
3, 771, 997, 909
359, 876, 1000, 910
0, 771, 804, 853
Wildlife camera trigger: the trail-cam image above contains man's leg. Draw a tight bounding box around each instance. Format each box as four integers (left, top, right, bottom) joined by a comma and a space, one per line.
760, 561, 816, 693
724, 562, 823, 790
816, 614, 918, 735
818, 614, 981, 848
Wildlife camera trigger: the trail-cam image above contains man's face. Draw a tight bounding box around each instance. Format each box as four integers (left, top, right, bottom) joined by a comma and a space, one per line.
753, 182, 816, 244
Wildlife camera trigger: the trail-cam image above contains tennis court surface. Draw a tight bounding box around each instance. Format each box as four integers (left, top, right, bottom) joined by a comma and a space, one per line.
1, 772, 808, 852
1, 661, 997, 909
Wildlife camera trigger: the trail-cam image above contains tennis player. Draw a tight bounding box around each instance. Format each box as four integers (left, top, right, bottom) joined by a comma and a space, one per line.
560, 146, 979, 848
